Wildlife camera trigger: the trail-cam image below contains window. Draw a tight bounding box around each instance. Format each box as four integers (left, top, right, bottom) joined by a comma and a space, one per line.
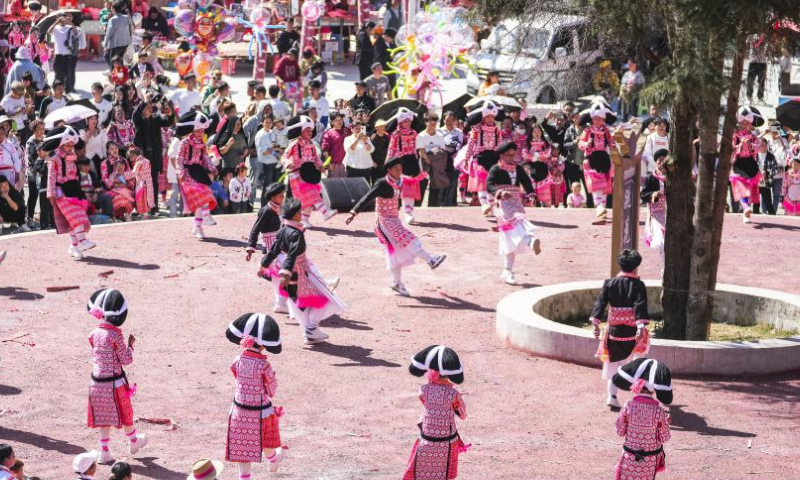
550, 28, 574, 58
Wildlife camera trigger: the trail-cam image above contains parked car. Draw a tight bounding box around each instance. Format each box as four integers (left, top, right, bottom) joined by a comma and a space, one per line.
466, 15, 604, 104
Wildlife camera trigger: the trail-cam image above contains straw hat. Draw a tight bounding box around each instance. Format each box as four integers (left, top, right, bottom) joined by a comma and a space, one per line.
186, 459, 224, 480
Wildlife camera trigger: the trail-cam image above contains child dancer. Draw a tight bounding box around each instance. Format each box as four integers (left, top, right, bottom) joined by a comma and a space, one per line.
590, 250, 651, 409
782, 156, 800, 215
346, 156, 446, 297
225, 313, 286, 475
229, 163, 252, 214
403, 345, 468, 480
259, 198, 345, 344
104, 157, 135, 222
247, 183, 289, 314
386, 108, 423, 223
458, 101, 501, 213
641, 149, 668, 271
537, 144, 565, 208
43, 126, 96, 260
486, 143, 541, 285
567, 182, 585, 208
611, 358, 673, 480
578, 101, 617, 223
281, 115, 337, 228
86, 288, 147, 463
175, 111, 217, 239
127, 146, 154, 220
731, 106, 764, 223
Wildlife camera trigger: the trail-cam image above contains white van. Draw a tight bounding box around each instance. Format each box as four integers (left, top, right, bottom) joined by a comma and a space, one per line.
465, 15, 603, 104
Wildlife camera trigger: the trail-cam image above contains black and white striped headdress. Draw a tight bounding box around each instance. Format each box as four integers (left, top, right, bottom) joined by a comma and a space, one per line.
87, 288, 129, 326
736, 106, 765, 127
286, 115, 315, 140
42, 125, 84, 152
175, 111, 211, 138
409, 345, 464, 384
612, 358, 673, 405
226, 313, 282, 354
579, 101, 617, 127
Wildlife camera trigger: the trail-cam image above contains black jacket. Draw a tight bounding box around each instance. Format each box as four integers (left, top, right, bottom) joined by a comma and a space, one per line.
132, 102, 173, 169
350, 93, 376, 113
261, 224, 305, 273
248, 205, 282, 251
276, 30, 300, 56
640, 173, 664, 204
486, 164, 535, 196
355, 30, 374, 66
373, 37, 396, 69
353, 177, 394, 213
541, 120, 567, 147
590, 275, 650, 362
563, 124, 582, 163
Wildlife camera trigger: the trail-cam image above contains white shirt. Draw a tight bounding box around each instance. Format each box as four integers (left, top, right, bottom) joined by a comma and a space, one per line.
255, 128, 280, 164
51, 25, 86, 56
171, 89, 201, 116
642, 132, 670, 173
229, 176, 252, 203
83, 130, 107, 163
167, 137, 181, 183
0, 138, 22, 179
306, 96, 330, 118
621, 70, 645, 89
45, 96, 67, 116
342, 133, 375, 169
769, 136, 790, 166
269, 99, 291, 122
0, 94, 27, 129
91, 97, 113, 126
273, 127, 289, 149
416, 130, 446, 153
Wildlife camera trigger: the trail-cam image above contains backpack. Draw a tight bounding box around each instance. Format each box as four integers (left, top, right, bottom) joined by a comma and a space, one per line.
64, 27, 80, 56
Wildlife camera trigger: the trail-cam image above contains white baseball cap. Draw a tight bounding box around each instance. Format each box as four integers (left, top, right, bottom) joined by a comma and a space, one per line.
73, 450, 100, 474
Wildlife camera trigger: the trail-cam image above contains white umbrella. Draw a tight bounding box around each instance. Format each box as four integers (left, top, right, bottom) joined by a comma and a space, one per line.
44, 105, 98, 129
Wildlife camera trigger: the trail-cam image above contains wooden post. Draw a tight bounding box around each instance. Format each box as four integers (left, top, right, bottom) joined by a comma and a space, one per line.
610, 128, 641, 277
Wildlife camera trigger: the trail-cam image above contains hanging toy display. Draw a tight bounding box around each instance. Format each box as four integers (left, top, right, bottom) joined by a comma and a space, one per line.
386, 1, 475, 107
301, 0, 324, 22
172, 0, 238, 83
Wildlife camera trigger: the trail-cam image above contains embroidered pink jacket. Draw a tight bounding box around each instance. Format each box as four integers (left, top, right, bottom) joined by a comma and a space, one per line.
230, 350, 277, 407
89, 323, 133, 379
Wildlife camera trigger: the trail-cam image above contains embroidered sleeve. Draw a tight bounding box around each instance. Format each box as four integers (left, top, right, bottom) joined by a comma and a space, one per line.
263, 363, 278, 397
578, 128, 591, 152
464, 128, 478, 162
230, 357, 238, 378
387, 132, 398, 160
656, 408, 671, 444
260, 232, 281, 270
177, 139, 189, 171
46, 157, 58, 198
782, 172, 789, 197
454, 392, 467, 420
615, 402, 629, 437
114, 332, 134, 366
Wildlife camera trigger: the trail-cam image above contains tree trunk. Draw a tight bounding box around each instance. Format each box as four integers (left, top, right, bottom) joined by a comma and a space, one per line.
660, 100, 696, 340
707, 31, 748, 300
685, 36, 725, 340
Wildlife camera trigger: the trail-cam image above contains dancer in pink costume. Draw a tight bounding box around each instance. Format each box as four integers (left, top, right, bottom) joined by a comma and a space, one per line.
731, 106, 764, 224
386, 107, 426, 224
346, 156, 446, 297
578, 101, 617, 223
456, 100, 502, 215
640, 149, 669, 273
403, 345, 469, 480
611, 358, 673, 480
175, 111, 218, 239
225, 313, 287, 477
85, 288, 147, 464
783, 156, 800, 215
43, 126, 96, 260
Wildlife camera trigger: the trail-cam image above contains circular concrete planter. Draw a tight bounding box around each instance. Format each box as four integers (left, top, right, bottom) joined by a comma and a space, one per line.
496, 280, 800, 376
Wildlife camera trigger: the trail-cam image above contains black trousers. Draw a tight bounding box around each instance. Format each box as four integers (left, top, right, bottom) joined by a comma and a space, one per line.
0, 199, 26, 225
146, 150, 161, 213
747, 62, 767, 100
94, 193, 114, 217
38, 191, 54, 228
346, 166, 372, 181
27, 175, 38, 221
441, 169, 460, 207
104, 45, 127, 70
53, 54, 72, 89
759, 186, 774, 214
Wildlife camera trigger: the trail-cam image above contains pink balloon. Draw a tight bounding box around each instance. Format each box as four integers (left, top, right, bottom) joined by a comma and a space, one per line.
173, 8, 195, 38
217, 21, 236, 43
301, 1, 323, 22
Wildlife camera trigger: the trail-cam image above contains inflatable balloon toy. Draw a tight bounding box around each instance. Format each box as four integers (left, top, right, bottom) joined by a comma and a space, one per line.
301, 0, 324, 22
386, 1, 475, 107
172, 0, 238, 83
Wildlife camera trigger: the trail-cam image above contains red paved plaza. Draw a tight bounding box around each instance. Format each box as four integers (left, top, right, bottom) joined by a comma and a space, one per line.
1, 208, 798, 479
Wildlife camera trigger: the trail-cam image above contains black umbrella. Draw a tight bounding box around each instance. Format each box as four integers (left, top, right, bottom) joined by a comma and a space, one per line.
441, 93, 473, 123
526, 161, 548, 182
465, 95, 522, 114
369, 99, 428, 132
35, 9, 85, 31
777, 99, 800, 131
